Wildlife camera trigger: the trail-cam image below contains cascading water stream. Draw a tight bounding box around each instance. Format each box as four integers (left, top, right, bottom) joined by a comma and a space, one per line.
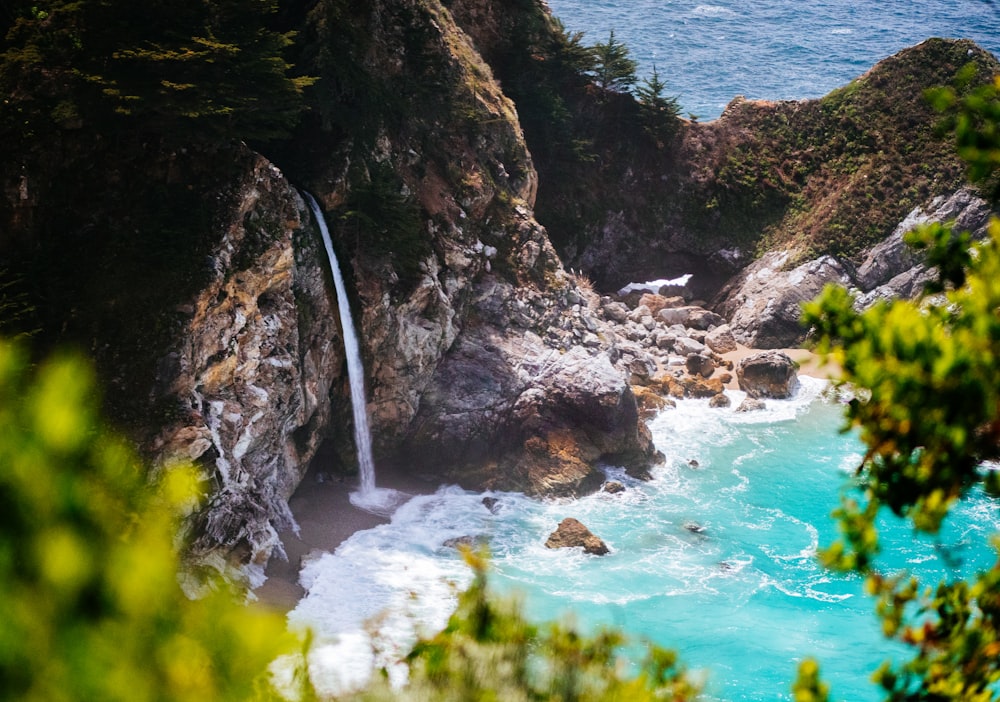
304, 192, 405, 516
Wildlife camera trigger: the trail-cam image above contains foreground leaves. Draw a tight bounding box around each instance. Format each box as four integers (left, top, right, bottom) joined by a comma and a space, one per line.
0, 342, 298, 702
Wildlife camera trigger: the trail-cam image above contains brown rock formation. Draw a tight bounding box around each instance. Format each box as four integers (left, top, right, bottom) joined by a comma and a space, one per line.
545, 518, 610, 556
736, 351, 800, 399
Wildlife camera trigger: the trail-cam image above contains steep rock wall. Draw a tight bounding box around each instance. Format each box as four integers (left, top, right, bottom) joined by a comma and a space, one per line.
145, 0, 661, 574
150, 152, 342, 582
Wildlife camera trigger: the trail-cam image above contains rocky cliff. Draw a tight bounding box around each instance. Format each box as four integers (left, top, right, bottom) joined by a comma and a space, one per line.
2, 0, 663, 579
2, 0, 996, 581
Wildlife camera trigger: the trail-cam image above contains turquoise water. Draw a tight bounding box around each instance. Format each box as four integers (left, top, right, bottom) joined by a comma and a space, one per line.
544, 0, 1000, 119
289, 380, 1000, 700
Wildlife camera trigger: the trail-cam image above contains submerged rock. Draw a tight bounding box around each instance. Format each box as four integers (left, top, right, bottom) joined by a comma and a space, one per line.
602, 481, 626, 494
443, 535, 489, 550
545, 518, 610, 555
736, 397, 767, 412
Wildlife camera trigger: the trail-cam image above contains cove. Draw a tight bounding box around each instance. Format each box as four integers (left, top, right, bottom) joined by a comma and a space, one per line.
288, 378, 1000, 700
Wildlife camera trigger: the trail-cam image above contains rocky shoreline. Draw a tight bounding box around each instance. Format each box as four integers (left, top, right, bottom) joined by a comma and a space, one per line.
254, 320, 836, 611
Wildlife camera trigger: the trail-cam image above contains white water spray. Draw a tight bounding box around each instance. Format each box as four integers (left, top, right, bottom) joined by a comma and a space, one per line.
304, 192, 406, 516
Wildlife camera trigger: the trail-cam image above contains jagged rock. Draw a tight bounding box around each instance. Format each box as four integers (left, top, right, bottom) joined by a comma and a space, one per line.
602, 300, 629, 323
482, 496, 500, 513
709, 393, 731, 408
705, 324, 738, 354
855, 188, 991, 291
659, 305, 723, 330
654, 331, 676, 350
603, 481, 626, 494
674, 336, 707, 356
736, 351, 800, 399
736, 398, 767, 412
627, 304, 652, 323
686, 353, 716, 378
715, 252, 852, 348
687, 308, 726, 330
679, 375, 725, 398
632, 384, 673, 417
545, 517, 610, 555
637, 293, 674, 317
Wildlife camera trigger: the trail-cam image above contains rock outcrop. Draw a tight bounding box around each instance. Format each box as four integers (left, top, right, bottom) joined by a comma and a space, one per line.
545, 518, 610, 555
852, 188, 993, 309
150, 154, 340, 583
715, 253, 852, 348
715, 187, 993, 348
736, 351, 799, 399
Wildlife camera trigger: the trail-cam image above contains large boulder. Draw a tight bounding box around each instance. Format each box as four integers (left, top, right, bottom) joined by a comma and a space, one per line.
736, 351, 800, 399
545, 518, 610, 555
405, 331, 661, 496
715, 252, 852, 348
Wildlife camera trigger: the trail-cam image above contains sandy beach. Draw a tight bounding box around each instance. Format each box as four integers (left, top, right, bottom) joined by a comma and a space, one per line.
254, 345, 839, 610
253, 445, 442, 611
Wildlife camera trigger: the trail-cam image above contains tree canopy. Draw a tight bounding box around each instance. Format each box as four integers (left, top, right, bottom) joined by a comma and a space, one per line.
590, 29, 637, 94
0, 0, 312, 145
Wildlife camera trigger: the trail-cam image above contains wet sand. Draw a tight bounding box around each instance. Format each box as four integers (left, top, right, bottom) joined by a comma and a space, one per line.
253, 446, 442, 611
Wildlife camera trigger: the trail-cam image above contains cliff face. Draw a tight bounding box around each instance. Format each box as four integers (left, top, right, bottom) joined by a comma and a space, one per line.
286, 0, 658, 495
444, 6, 997, 298
4, 0, 996, 578
149, 152, 340, 582
101, 0, 660, 577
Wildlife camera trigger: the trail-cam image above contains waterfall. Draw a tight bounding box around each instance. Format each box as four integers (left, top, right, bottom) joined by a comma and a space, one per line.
304, 192, 404, 515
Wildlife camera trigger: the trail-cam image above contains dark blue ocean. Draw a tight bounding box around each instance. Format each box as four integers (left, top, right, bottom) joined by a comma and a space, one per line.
545, 0, 1000, 119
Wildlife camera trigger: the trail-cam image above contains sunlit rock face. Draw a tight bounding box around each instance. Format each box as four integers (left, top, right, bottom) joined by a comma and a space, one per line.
714, 187, 993, 349
151, 153, 341, 584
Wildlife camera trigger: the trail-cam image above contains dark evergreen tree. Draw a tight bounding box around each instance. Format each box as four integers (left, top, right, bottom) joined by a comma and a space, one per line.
0, 0, 312, 145
635, 64, 681, 145
591, 29, 637, 94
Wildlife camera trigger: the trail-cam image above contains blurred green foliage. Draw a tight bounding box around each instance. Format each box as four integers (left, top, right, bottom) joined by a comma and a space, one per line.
800, 58, 1000, 700
0, 341, 299, 702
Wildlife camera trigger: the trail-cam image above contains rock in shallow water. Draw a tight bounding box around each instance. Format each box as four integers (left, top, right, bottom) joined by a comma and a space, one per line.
545, 517, 610, 555
736, 351, 799, 399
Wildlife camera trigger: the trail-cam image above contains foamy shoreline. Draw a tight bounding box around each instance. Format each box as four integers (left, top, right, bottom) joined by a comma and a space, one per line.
254, 345, 839, 610
254, 448, 441, 610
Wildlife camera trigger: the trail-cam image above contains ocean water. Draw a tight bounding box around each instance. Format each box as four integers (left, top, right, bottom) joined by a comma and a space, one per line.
544, 0, 1000, 119
287, 378, 1000, 701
